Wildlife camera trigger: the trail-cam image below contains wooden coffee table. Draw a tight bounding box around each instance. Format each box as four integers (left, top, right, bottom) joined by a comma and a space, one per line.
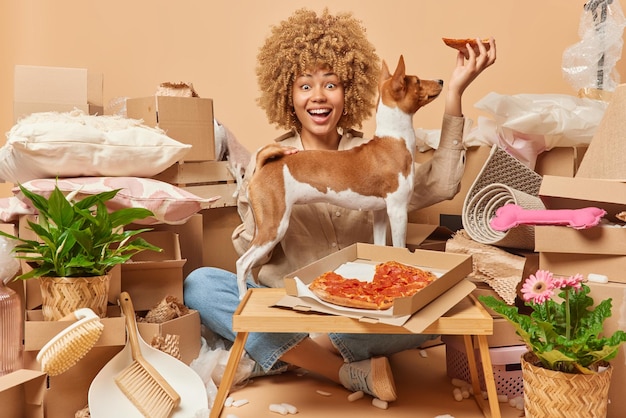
209, 288, 501, 418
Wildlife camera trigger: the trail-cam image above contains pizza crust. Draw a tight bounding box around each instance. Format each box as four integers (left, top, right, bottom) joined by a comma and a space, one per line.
310, 287, 389, 310
442, 37, 491, 58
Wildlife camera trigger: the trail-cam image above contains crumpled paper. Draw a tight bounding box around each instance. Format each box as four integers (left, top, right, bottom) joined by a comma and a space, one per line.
466, 92, 608, 168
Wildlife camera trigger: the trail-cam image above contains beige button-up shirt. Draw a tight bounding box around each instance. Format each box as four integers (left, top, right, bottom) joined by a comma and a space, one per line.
232, 114, 466, 288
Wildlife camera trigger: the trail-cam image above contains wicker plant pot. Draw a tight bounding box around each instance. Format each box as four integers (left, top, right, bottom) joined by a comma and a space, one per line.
522, 352, 612, 418
39, 275, 110, 321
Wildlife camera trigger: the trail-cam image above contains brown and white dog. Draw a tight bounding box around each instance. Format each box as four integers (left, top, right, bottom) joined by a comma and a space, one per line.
236, 56, 443, 297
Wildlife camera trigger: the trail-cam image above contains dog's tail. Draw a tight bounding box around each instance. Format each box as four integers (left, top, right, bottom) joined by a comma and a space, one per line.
255, 143, 287, 169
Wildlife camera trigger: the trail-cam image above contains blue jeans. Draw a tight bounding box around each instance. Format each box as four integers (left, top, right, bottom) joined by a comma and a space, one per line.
183, 267, 437, 372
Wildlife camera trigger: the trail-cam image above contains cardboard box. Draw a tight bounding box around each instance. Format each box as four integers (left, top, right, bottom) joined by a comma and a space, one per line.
23, 346, 122, 418
537, 175, 626, 282
539, 252, 626, 283
18, 215, 121, 310
134, 214, 204, 278
282, 243, 474, 330
153, 160, 238, 206
201, 207, 240, 273
126, 96, 215, 161
121, 231, 187, 311
538, 175, 626, 221
13, 65, 103, 122
24, 306, 125, 352
587, 281, 626, 418
0, 369, 46, 418
405, 223, 453, 252
137, 310, 201, 365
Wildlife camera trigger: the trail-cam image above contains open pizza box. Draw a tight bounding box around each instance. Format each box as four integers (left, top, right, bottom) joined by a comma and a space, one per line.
279, 243, 475, 333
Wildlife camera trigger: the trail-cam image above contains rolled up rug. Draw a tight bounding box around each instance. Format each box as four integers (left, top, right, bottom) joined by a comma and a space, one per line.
462, 145, 544, 250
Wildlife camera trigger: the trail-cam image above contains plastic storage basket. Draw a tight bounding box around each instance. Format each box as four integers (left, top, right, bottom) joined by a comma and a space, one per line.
443, 336, 525, 399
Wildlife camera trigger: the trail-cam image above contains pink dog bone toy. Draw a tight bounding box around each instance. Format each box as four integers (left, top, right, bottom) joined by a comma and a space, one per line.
490, 204, 607, 231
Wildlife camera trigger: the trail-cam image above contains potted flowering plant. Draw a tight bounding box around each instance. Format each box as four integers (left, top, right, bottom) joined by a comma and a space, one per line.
480, 269, 626, 417
480, 269, 626, 374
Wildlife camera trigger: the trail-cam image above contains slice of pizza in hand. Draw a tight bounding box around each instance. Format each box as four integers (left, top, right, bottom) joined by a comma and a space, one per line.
442, 37, 491, 59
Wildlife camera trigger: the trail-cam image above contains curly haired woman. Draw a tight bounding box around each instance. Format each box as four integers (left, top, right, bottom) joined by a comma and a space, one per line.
184, 8, 496, 402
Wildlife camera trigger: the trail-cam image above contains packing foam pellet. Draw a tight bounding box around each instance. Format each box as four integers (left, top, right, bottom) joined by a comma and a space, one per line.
269, 404, 288, 415
232, 399, 249, 407
372, 398, 388, 410
497, 394, 508, 403
348, 391, 364, 402
509, 396, 524, 410
225, 397, 235, 407
419, 349, 428, 358
451, 378, 469, 388
281, 403, 298, 414
316, 390, 332, 396
452, 388, 463, 402
588, 273, 609, 283
461, 388, 470, 399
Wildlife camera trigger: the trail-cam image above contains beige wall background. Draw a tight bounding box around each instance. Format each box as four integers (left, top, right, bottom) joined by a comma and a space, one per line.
1, 0, 625, 196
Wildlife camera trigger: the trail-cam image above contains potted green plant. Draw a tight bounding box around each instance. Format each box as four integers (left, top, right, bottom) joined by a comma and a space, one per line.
480, 269, 626, 417
0, 184, 161, 320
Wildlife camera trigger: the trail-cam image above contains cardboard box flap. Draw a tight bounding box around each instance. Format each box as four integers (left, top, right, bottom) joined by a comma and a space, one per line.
131, 231, 182, 262
0, 369, 46, 418
539, 175, 626, 221
576, 83, 626, 181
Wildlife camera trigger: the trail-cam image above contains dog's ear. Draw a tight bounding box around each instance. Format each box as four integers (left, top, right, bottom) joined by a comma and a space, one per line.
380, 60, 391, 83
390, 55, 406, 92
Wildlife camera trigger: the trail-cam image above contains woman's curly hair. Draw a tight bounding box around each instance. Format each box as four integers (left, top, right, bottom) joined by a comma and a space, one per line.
256, 8, 380, 132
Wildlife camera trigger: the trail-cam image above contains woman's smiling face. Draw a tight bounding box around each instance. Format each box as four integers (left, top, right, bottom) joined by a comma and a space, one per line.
292, 66, 345, 146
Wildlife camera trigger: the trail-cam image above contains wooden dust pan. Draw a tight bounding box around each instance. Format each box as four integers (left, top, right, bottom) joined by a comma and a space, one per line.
88, 292, 208, 418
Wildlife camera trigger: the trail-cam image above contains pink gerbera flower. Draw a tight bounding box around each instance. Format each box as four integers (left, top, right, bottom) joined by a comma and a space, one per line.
563, 273, 584, 291
521, 270, 555, 303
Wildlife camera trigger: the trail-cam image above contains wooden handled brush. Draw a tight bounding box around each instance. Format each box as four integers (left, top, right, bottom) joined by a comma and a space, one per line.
37, 308, 104, 376
115, 292, 181, 418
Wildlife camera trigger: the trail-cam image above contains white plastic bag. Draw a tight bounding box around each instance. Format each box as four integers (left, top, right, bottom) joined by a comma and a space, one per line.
0, 236, 20, 285
562, 0, 626, 92
189, 337, 255, 408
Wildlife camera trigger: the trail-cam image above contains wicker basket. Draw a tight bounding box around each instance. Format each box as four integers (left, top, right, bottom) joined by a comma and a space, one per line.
39, 275, 110, 321
522, 352, 612, 418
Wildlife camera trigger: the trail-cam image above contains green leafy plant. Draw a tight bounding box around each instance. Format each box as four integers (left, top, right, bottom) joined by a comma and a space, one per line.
0, 184, 161, 280
480, 270, 626, 374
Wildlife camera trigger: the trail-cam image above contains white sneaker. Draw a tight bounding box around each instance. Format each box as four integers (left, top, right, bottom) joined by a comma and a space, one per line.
339, 357, 397, 401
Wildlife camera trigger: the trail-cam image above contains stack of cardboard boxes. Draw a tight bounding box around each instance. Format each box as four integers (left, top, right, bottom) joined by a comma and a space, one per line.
126, 91, 242, 274
532, 84, 626, 418
1, 66, 205, 418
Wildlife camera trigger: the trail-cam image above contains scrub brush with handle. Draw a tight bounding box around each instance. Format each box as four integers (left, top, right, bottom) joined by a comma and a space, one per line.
37, 307, 104, 376
115, 291, 181, 418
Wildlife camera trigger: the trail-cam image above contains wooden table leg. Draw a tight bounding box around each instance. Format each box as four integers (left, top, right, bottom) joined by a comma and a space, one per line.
209, 331, 249, 418
476, 335, 501, 418
463, 335, 490, 418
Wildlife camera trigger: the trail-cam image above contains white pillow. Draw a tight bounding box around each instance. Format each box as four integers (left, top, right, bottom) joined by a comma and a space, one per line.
14, 177, 221, 225
0, 109, 192, 183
